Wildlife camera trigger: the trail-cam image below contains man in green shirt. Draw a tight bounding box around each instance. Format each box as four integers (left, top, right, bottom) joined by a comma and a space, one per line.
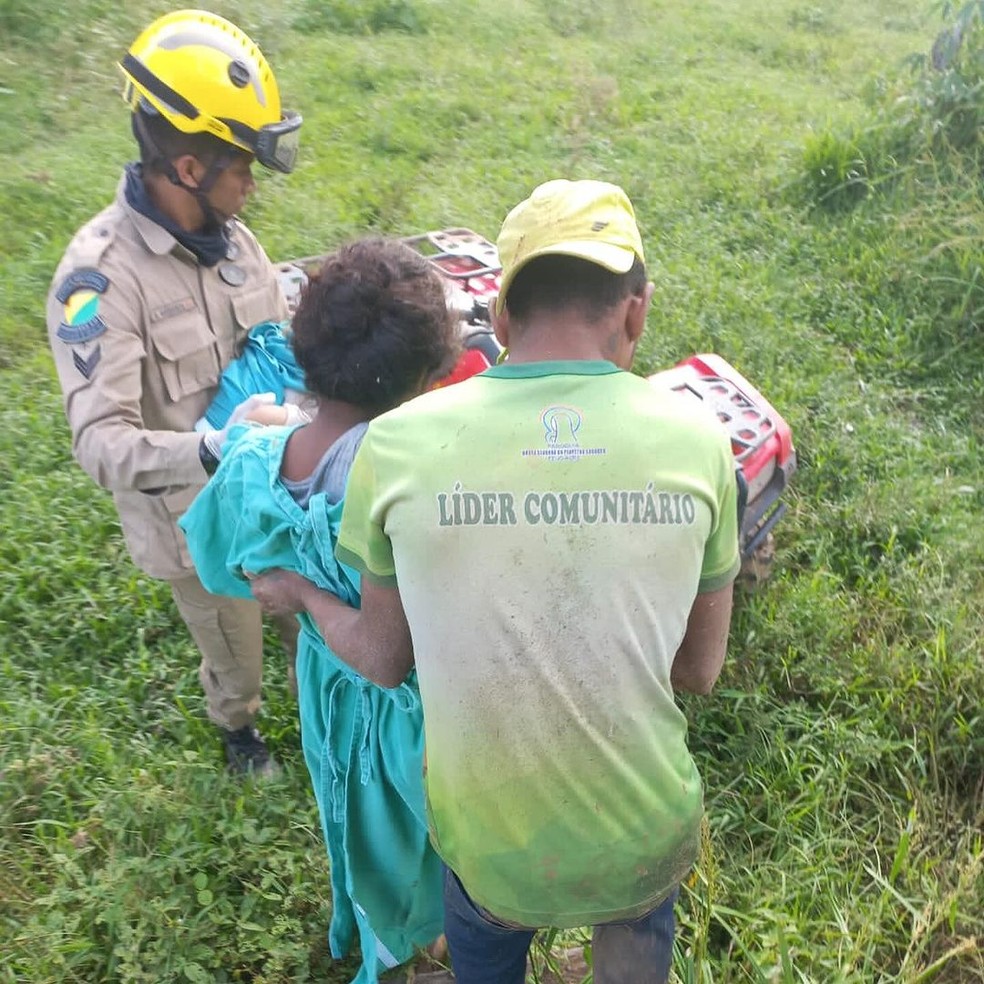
251, 179, 739, 983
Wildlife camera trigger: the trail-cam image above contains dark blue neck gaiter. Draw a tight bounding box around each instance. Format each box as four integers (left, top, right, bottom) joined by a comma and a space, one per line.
123, 162, 231, 268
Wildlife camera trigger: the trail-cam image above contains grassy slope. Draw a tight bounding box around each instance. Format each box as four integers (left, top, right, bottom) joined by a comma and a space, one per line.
1, 1, 981, 981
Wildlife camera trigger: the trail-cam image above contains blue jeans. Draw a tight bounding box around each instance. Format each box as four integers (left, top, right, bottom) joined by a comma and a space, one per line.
442, 866, 678, 984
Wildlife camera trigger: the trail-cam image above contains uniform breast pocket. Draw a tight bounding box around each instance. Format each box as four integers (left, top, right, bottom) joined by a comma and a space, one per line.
151, 312, 221, 403
230, 285, 287, 354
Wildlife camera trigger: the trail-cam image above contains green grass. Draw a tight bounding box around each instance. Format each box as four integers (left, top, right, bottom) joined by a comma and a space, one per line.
1, 0, 982, 981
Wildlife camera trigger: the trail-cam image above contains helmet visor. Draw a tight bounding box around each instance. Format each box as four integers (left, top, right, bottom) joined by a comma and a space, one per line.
255, 111, 302, 174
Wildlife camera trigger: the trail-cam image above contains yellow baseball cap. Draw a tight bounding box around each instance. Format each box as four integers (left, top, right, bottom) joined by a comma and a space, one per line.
494, 179, 645, 314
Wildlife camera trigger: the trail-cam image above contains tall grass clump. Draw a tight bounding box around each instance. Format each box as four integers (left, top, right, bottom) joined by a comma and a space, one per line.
793, 2, 984, 389
800, 129, 872, 210
800, 0, 984, 207
884, 1, 984, 375
901, 0, 984, 154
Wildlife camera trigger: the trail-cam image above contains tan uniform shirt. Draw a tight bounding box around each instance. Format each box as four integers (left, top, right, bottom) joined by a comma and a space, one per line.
46, 173, 288, 579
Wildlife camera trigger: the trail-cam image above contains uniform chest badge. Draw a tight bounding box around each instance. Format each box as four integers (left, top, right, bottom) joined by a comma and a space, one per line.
219, 262, 246, 287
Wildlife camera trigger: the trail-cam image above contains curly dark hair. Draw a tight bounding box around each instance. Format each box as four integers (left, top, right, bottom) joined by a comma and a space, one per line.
290, 238, 460, 412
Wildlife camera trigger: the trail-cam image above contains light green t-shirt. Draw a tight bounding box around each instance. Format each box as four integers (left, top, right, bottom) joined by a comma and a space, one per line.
337, 360, 740, 928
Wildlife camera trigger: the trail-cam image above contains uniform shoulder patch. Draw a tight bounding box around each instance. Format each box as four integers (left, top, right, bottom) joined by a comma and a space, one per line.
54, 268, 109, 304
56, 268, 110, 345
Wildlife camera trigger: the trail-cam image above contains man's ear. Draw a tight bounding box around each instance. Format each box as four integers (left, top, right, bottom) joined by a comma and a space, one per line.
617, 281, 654, 370
171, 154, 203, 188
490, 297, 511, 349
625, 281, 655, 344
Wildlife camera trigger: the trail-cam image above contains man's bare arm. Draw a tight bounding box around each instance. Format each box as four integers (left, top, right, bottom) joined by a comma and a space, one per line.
249, 569, 414, 688
670, 583, 734, 695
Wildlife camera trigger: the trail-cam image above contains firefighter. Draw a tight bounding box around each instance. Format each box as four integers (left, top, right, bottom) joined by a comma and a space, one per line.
45, 9, 302, 775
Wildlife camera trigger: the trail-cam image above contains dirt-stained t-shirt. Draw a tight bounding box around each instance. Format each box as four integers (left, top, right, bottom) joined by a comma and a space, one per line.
336, 360, 740, 928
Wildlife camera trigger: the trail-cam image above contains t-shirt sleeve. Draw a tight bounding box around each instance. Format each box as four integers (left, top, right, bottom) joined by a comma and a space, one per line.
335, 431, 398, 587
698, 429, 741, 593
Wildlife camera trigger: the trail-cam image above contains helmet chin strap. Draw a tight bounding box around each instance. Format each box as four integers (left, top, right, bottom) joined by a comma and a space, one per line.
184, 155, 235, 233
132, 109, 232, 232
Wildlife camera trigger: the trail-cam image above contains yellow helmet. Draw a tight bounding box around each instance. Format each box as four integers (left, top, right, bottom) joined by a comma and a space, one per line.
120, 9, 301, 173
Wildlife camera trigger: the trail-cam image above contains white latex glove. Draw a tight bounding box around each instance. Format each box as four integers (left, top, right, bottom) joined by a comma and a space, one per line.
202, 392, 277, 461
229, 392, 278, 427
281, 402, 312, 426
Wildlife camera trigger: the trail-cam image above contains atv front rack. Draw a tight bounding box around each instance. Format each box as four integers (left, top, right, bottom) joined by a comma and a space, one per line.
647, 355, 797, 559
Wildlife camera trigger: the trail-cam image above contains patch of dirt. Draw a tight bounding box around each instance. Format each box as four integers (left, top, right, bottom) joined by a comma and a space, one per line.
529, 947, 591, 984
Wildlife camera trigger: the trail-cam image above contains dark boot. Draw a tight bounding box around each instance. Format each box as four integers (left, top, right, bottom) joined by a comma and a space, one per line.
221, 725, 280, 778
